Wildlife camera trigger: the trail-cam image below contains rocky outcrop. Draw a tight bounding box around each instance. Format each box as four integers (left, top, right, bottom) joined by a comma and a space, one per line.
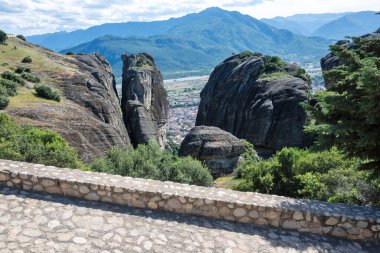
121, 53, 169, 148
5, 38, 131, 162
196, 53, 311, 156
179, 126, 244, 177
321, 33, 380, 89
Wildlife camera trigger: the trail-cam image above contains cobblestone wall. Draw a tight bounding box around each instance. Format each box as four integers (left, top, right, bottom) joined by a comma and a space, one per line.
1, 159, 380, 241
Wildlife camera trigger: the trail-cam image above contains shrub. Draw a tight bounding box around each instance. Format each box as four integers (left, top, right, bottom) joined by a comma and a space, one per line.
0, 112, 85, 169
16, 35, 26, 41
21, 73, 40, 83
0, 95, 9, 109
0, 79, 18, 96
239, 51, 254, 61
0, 86, 7, 96
1, 71, 25, 85
34, 84, 61, 102
15, 66, 31, 74
263, 55, 286, 73
91, 140, 213, 187
233, 146, 379, 206
65, 52, 74, 55
0, 30, 7, 44
21, 56, 32, 63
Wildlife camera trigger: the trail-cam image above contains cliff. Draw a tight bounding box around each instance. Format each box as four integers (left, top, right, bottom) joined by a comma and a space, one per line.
1, 38, 131, 162
196, 52, 312, 156
121, 53, 169, 148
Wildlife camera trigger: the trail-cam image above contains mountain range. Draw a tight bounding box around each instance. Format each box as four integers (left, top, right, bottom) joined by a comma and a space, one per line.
27, 8, 380, 79
261, 11, 380, 39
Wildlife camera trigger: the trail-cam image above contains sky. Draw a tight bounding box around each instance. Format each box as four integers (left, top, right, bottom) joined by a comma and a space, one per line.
1, 0, 379, 36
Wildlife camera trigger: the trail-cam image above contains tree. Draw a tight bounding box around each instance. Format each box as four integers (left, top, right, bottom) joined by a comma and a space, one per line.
305, 36, 380, 170
16, 34, 26, 41
0, 30, 7, 44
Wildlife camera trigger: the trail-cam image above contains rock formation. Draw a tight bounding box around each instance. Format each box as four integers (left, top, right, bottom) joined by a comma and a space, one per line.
4, 38, 131, 162
179, 126, 244, 177
321, 33, 380, 88
121, 53, 169, 148
196, 52, 312, 156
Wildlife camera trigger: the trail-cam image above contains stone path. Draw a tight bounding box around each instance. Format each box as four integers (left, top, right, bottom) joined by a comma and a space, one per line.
0, 187, 379, 253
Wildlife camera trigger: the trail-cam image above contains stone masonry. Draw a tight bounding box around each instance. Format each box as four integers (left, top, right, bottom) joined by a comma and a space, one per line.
1, 159, 380, 242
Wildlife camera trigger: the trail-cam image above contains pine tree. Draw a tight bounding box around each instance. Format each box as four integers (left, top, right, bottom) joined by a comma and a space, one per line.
306, 34, 380, 170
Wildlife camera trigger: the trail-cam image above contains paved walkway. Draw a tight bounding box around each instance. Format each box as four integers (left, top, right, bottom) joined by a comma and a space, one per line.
0, 187, 378, 253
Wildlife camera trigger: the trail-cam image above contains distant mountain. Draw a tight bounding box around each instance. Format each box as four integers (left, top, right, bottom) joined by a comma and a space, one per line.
58, 8, 330, 78
312, 11, 380, 39
28, 17, 185, 51
262, 11, 380, 39
261, 13, 349, 36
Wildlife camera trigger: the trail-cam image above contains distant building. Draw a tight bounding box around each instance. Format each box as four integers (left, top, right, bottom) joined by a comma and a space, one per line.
7, 33, 15, 38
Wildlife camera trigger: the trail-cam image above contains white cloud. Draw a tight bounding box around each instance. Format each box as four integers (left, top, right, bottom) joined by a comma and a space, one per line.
0, 0, 379, 35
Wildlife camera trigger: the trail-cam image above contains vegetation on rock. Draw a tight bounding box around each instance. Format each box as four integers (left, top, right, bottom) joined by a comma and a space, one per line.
21, 56, 32, 63
0, 95, 9, 109
16, 35, 26, 41
21, 73, 40, 83
91, 140, 213, 187
0, 112, 85, 169
34, 84, 61, 102
1, 71, 25, 86
0, 30, 7, 44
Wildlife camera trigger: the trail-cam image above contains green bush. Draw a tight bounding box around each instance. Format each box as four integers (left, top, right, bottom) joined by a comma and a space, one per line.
1, 71, 25, 85
65, 52, 74, 55
34, 84, 61, 102
21, 73, 40, 83
0, 95, 9, 109
0, 112, 85, 169
233, 146, 379, 206
91, 140, 213, 187
0, 30, 7, 44
16, 35, 26, 41
263, 55, 286, 73
21, 56, 32, 63
15, 66, 31, 74
0, 79, 18, 96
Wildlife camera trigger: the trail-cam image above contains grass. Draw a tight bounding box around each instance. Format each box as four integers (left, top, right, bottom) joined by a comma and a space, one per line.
259, 71, 294, 82
0, 38, 77, 83
214, 176, 244, 189
8, 87, 60, 108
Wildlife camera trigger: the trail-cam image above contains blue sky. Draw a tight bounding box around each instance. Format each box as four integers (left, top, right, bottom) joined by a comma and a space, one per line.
1, 0, 379, 36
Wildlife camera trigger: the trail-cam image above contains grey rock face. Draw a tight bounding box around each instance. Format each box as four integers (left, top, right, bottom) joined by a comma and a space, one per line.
196, 53, 311, 156
179, 126, 244, 177
121, 53, 169, 148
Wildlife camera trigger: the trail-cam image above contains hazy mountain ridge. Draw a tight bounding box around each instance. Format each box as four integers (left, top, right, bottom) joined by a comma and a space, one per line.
312, 11, 380, 39
262, 11, 379, 38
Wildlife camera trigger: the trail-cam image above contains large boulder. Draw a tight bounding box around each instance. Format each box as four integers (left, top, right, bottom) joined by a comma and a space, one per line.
5, 39, 131, 162
179, 126, 244, 177
121, 53, 169, 148
196, 52, 312, 156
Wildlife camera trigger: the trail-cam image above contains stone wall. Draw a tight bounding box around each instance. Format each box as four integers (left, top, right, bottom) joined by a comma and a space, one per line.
0, 159, 379, 241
